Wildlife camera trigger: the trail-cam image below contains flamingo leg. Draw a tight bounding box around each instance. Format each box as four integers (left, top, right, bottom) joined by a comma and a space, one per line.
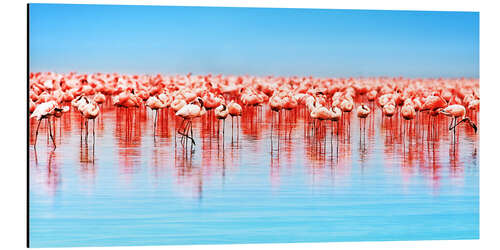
331, 120, 334, 141
48, 117, 56, 148
190, 120, 195, 146
359, 118, 362, 134
448, 118, 455, 130
177, 118, 187, 144
178, 120, 196, 145
34, 119, 42, 147
153, 109, 158, 138
449, 118, 467, 131
453, 117, 456, 144
277, 111, 281, 151
271, 111, 273, 147
46, 119, 49, 143
223, 119, 225, 143
178, 118, 186, 134
181, 120, 188, 144
217, 119, 220, 138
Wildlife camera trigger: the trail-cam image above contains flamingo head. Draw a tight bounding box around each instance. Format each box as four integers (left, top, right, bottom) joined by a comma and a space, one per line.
196, 97, 204, 107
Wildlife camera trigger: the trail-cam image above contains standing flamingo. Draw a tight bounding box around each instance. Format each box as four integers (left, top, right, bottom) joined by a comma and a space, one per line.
215, 104, 229, 139
440, 104, 477, 143
356, 104, 370, 133
401, 103, 416, 143
146, 95, 167, 137
80, 98, 100, 141
330, 107, 342, 137
175, 97, 206, 146
227, 101, 242, 138
340, 97, 354, 135
269, 95, 284, 135
31, 100, 58, 148
421, 94, 448, 138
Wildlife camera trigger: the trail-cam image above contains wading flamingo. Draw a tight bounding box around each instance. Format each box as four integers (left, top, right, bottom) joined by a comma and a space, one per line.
440, 104, 477, 142
31, 100, 58, 148
227, 101, 242, 136
146, 95, 168, 137
80, 98, 100, 141
269, 95, 284, 133
215, 104, 229, 139
175, 97, 206, 146
356, 104, 370, 133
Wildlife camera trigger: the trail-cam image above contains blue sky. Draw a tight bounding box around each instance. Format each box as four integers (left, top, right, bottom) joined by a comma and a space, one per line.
29, 4, 479, 78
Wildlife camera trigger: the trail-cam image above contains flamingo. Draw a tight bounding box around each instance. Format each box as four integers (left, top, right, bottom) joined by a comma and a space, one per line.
340, 97, 354, 134
356, 104, 370, 133
367, 89, 378, 102
146, 95, 168, 137
175, 97, 206, 145
328, 106, 342, 138
80, 98, 100, 141
383, 103, 396, 118
401, 103, 416, 141
310, 104, 334, 131
401, 104, 416, 121
28, 72, 480, 162
227, 101, 242, 137
440, 104, 477, 142
269, 95, 284, 134
93, 92, 106, 104
30, 100, 58, 148
215, 104, 229, 139
421, 94, 448, 137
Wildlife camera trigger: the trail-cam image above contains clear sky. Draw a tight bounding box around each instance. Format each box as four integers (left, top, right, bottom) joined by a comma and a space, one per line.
29, 4, 479, 78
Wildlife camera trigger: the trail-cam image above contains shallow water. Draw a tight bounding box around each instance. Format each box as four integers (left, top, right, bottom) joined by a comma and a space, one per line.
29, 102, 479, 247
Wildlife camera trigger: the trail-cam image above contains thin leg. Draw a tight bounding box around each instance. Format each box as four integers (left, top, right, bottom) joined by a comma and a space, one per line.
178, 119, 188, 144
453, 117, 456, 144
46, 119, 49, 143
331, 120, 334, 142
154, 109, 158, 138
450, 118, 466, 131
448, 118, 455, 130
190, 120, 194, 144
48, 118, 56, 148
86, 119, 89, 143
271, 111, 273, 146
359, 118, 362, 134
178, 118, 186, 134
34, 119, 42, 147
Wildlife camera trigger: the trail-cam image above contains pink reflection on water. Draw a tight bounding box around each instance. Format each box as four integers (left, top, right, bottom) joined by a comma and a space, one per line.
29, 98, 479, 198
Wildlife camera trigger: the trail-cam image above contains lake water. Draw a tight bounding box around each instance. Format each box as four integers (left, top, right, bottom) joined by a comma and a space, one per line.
28, 102, 479, 247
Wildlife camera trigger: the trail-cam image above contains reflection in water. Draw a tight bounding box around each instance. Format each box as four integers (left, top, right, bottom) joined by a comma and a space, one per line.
29, 100, 479, 247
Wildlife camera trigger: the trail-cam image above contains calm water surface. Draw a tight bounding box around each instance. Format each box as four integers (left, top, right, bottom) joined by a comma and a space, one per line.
29, 103, 479, 247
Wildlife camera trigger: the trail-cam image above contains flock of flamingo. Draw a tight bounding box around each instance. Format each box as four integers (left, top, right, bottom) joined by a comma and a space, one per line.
29, 72, 479, 153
